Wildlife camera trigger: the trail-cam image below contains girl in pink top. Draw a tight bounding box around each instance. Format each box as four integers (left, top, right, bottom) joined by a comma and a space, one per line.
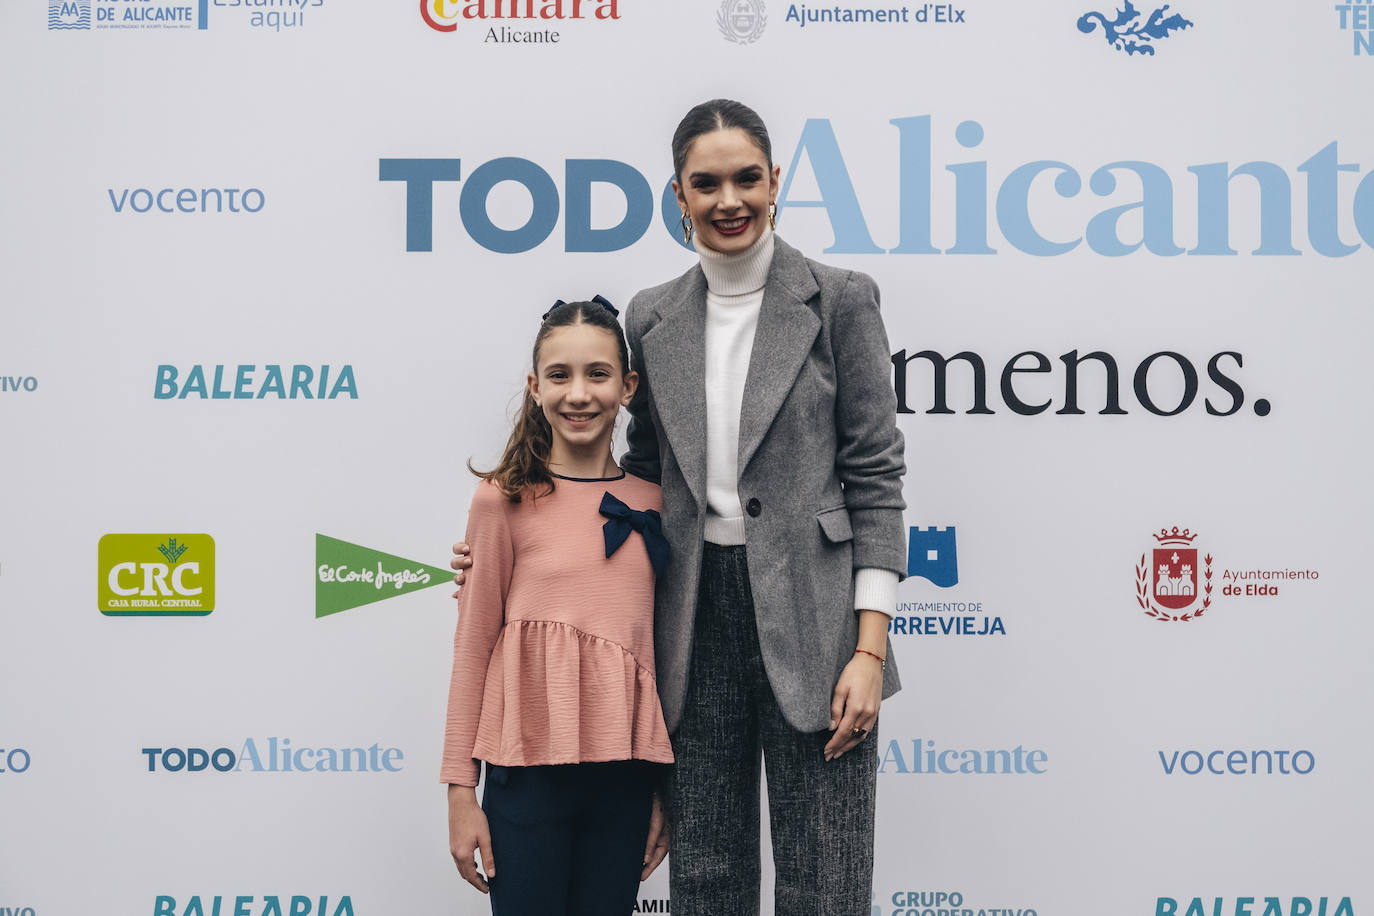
443, 298, 673, 915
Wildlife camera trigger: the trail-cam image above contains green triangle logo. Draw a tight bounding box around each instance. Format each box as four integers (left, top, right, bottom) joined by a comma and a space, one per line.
315, 534, 451, 618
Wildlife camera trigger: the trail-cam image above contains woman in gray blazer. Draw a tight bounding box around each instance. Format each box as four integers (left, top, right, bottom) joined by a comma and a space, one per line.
624, 99, 904, 916
454, 99, 905, 915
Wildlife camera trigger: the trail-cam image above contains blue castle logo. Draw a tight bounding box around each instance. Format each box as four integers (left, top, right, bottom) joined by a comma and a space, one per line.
907, 526, 958, 588
1077, 1, 1193, 55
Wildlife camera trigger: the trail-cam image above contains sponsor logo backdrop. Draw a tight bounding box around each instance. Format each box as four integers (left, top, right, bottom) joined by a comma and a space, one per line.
2, 2, 1371, 914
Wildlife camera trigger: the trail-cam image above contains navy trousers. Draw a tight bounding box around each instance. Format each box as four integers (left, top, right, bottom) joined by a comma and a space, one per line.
481, 759, 657, 916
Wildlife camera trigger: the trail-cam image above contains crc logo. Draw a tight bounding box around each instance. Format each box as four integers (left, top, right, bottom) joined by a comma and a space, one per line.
98, 534, 215, 616
718, 0, 765, 43
1, 747, 32, 773
907, 526, 957, 586
1135, 526, 1212, 622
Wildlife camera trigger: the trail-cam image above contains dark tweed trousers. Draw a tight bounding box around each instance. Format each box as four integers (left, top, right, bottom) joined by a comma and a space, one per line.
668, 544, 878, 916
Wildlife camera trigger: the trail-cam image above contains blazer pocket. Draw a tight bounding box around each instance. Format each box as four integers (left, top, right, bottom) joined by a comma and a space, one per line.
816, 506, 854, 543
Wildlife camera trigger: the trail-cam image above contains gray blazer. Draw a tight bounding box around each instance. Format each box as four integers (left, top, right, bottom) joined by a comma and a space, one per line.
622, 237, 905, 734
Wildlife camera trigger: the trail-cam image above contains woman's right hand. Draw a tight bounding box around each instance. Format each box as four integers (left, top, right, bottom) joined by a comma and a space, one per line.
450, 542, 472, 598
447, 784, 494, 893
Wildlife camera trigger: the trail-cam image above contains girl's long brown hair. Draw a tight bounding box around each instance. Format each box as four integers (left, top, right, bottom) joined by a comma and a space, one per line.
469, 300, 631, 502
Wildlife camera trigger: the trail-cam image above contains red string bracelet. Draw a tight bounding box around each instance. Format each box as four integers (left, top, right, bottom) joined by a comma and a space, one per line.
854, 648, 886, 669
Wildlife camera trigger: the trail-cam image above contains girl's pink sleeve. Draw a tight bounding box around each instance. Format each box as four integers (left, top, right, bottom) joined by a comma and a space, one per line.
440, 484, 515, 786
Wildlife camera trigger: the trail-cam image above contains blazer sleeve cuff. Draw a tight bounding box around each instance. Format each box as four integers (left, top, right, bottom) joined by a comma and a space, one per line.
850, 507, 907, 578
854, 568, 898, 616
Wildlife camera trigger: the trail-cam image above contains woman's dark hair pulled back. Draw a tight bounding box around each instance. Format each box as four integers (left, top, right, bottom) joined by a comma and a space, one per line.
469, 301, 631, 502
672, 99, 773, 180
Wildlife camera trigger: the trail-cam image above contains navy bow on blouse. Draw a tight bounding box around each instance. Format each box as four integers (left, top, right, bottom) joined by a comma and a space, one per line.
598, 491, 670, 579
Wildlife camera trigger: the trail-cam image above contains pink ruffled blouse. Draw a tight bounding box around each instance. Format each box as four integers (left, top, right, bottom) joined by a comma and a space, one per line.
440, 472, 674, 787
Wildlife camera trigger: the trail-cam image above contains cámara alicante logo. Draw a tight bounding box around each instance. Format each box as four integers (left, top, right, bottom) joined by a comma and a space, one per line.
421, 0, 621, 32
315, 535, 451, 618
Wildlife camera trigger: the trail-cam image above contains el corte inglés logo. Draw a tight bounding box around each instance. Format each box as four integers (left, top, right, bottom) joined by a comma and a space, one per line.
98, 534, 215, 616
315, 535, 452, 618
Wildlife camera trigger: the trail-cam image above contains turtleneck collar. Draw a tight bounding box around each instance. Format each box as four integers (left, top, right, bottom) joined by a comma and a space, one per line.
696, 223, 775, 296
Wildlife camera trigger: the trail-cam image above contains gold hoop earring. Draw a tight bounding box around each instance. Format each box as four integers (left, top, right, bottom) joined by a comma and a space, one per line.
768, 201, 777, 230
681, 212, 693, 245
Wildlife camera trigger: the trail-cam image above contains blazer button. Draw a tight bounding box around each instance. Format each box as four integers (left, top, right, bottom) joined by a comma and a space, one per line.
746, 497, 762, 517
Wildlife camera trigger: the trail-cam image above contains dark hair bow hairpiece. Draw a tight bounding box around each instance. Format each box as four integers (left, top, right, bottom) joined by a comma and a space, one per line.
542, 294, 620, 322
598, 491, 670, 580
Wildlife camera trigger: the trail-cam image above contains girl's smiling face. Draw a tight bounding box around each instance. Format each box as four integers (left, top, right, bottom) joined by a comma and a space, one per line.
528, 321, 637, 461
674, 128, 781, 254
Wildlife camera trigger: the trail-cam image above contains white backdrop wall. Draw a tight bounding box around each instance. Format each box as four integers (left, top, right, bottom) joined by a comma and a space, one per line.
2, 2, 1372, 915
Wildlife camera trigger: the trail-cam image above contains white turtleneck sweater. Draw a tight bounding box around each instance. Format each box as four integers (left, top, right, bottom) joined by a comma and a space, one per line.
696, 226, 897, 616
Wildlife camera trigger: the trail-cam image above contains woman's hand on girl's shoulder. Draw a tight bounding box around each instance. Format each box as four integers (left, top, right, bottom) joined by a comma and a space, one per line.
447, 784, 494, 893
641, 789, 670, 881
450, 542, 472, 597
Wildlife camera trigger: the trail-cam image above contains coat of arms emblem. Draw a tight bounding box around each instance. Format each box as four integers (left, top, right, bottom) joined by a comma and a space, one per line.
1135, 526, 1212, 621
718, 0, 766, 44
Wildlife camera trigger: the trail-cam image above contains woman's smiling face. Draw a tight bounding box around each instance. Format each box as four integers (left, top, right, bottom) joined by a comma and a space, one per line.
674, 127, 781, 254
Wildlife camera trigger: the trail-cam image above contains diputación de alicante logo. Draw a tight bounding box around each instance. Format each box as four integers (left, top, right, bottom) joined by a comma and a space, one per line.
315, 535, 452, 618
98, 534, 215, 616
1135, 526, 1211, 622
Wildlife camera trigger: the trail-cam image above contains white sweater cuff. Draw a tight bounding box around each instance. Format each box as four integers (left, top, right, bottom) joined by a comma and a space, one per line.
854, 568, 898, 617
704, 513, 747, 546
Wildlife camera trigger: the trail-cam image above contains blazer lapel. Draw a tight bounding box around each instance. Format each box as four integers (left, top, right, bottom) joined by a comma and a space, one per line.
738, 239, 821, 475
639, 267, 709, 508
